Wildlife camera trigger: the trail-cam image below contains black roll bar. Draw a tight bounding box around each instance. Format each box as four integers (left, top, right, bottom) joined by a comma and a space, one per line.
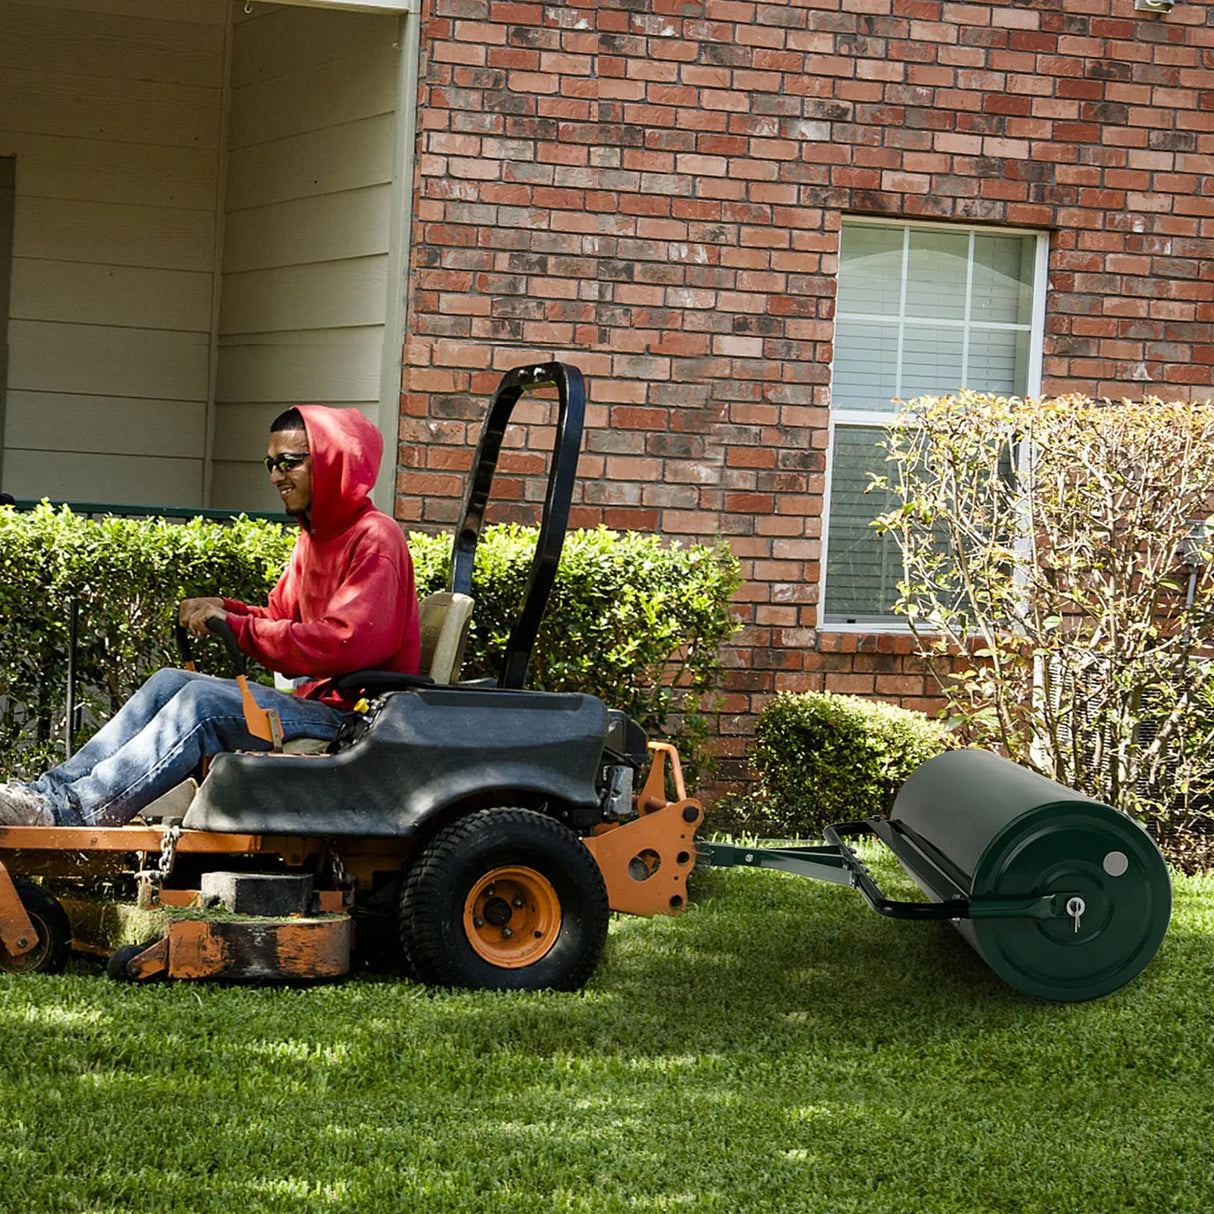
450, 362, 586, 690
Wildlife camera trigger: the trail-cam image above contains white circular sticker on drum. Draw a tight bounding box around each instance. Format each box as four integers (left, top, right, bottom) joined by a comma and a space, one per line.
1103, 850, 1129, 877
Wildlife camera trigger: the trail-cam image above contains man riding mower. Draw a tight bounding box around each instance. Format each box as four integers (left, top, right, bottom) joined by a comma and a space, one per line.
0, 363, 702, 991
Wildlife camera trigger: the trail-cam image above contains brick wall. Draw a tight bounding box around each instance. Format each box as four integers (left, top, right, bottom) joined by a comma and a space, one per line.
398, 0, 1214, 791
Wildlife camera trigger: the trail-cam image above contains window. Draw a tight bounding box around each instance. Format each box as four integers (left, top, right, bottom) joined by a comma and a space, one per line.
822, 218, 1047, 626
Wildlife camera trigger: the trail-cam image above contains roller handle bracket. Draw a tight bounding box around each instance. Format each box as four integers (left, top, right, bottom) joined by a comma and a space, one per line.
825, 819, 971, 920
825, 819, 1078, 923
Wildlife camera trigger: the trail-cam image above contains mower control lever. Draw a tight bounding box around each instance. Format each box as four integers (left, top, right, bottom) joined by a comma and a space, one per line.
175, 616, 247, 677
174, 612, 280, 749
205, 617, 247, 676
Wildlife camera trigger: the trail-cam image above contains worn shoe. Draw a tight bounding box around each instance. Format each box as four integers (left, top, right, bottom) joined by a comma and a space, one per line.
0, 782, 54, 826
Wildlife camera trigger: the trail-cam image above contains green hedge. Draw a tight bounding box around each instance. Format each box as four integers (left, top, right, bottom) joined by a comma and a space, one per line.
0, 505, 738, 781
409, 524, 739, 738
0, 505, 298, 777
744, 691, 950, 838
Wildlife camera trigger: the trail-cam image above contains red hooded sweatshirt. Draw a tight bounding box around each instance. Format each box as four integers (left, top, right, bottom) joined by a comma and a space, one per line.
221, 406, 421, 708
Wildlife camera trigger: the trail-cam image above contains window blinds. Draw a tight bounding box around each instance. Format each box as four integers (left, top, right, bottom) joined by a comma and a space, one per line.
824, 220, 1038, 623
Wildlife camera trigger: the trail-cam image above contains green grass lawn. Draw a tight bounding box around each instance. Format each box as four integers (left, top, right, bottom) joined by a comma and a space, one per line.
2, 858, 1213, 1213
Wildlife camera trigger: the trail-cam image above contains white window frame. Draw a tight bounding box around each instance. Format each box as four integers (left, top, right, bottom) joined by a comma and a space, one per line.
820, 216, 1050, 631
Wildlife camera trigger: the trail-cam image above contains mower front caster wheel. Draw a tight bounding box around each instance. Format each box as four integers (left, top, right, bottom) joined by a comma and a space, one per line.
399, 807, 609, 992
106, 940, 162, 982
0, 879, 72, 975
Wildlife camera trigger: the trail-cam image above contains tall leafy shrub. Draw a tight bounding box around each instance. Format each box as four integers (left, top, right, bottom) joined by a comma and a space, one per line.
873, 393, 1214, 829
1, 508, 738, 783
0, 505, 295, 776
409, 524, 740, 746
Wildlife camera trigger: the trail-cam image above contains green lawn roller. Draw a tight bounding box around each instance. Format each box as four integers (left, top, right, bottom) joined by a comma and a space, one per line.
701, 748, 1172, 1002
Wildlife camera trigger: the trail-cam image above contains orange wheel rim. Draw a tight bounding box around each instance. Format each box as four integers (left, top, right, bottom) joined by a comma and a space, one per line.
463, 866, 562, 969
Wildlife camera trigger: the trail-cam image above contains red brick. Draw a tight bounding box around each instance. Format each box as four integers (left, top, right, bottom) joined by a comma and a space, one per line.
398, 0, 1214, 797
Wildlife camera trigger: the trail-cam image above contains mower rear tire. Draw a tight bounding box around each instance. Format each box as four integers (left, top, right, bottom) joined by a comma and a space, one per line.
399, 808, 609, 992
0, 879, 71, 975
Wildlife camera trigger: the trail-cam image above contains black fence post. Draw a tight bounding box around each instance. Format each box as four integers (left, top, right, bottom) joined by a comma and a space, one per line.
65, 595, 78, 759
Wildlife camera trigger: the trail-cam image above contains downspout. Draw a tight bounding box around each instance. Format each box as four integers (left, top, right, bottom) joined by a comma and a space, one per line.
202, 6, 236, 508
0, 157, 16, 493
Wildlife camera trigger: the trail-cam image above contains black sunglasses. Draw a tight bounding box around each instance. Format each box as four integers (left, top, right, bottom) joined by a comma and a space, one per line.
264, 452, 309, 474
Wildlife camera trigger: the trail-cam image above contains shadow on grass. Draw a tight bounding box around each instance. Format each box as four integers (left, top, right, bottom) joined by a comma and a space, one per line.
591, 868, 1036, 1046
24, 857, 1198, 1046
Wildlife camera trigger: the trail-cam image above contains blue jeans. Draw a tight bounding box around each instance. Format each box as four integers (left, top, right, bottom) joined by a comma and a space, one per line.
31, 668, 346, 826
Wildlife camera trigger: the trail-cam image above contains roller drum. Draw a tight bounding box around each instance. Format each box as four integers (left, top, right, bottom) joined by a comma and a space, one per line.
891, 749, 1171, 1002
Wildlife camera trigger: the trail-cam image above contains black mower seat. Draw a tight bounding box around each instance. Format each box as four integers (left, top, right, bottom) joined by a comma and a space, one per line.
336, 590, 473, 698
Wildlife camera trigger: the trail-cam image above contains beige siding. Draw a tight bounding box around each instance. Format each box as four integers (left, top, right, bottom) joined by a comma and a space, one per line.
5, 392, 203, 457
222, 187, 391, 274
220, 260, 388, 334
12, 261, 213, 331
212, 2, 400, 512
0, 0, 226, 506
216, 330, 386, 412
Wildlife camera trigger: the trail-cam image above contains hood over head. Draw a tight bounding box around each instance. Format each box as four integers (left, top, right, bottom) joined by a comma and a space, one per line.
294, 405, 383, 539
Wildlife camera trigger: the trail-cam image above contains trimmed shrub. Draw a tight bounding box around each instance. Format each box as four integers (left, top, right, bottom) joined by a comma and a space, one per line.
0, 505, 297, 778
0, 507, 738, 784
746, 691, 950, 838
